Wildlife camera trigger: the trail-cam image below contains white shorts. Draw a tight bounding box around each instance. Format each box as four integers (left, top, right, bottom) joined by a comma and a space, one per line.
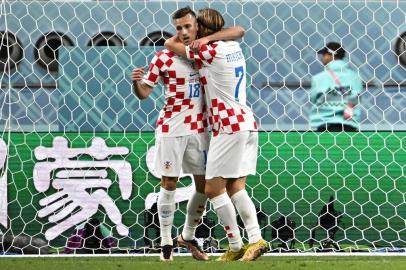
154, 133, 209, 177
206, 131, 258, 179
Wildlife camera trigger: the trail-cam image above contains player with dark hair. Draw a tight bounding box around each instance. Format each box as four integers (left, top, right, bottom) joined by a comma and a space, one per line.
132, 6, 244, 261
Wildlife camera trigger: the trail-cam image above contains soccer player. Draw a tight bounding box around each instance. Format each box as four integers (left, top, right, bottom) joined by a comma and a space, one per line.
165, 8, 267, 261
132, 7, 244, 261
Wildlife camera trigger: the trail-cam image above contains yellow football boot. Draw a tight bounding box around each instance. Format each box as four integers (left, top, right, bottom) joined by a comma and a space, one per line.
240, 239, 268, 261
216, 245, 247, 261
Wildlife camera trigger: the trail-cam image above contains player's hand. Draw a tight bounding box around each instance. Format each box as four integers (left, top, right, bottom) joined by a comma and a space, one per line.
131, 67, 145, 81
190, 37, 210, 50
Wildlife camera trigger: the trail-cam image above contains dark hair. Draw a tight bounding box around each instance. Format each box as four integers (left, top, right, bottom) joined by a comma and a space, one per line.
172, 6, 196, 20
318, 42, 346, 60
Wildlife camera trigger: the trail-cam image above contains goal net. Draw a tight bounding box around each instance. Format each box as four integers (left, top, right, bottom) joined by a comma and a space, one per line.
0, 0, 405, 254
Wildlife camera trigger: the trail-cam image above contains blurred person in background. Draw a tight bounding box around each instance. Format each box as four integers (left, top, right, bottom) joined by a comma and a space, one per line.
310, 42, 363, 132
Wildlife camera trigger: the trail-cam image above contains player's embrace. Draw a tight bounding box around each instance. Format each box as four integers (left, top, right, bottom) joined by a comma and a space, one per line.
132, 7, 245, 262
165, 8, 268, 261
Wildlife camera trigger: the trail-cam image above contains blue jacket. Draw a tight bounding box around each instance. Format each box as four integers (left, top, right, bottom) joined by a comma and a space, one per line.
310, 60, 363, 130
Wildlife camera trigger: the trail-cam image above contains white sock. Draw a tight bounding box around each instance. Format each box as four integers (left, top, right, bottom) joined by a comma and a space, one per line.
182, 191, 208, 241
158, 187, 176, 246
210, 193, 242, 252
231, 189, 262, 244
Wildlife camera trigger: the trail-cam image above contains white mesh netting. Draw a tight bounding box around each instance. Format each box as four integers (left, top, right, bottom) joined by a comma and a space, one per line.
0, 0, 405, 255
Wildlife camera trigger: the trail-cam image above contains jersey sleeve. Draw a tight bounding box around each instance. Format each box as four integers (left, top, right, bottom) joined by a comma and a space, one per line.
143, 52, 165, 87
186, 43, 218, 65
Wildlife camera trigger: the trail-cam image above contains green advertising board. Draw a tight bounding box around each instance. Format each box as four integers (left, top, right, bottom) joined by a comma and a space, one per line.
1, 131, 405, 252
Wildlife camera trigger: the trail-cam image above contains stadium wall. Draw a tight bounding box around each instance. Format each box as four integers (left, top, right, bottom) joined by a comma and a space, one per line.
1, 1, 406, 132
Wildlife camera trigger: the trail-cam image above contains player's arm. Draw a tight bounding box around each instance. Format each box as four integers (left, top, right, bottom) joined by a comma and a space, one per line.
165, 38, 216, 65
164, 36, 187, 57
132, 53, 165, 99
190, 26, 245, 50
164, 26, 245, 57
210, 26, 245, 41
131, 67, 153, 99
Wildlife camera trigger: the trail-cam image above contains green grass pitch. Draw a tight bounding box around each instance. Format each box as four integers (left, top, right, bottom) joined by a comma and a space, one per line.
1, 256, 406, 270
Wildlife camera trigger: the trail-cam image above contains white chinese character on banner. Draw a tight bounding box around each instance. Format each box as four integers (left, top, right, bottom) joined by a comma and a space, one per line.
0, 139, 7, 229
33, 136, 132, 241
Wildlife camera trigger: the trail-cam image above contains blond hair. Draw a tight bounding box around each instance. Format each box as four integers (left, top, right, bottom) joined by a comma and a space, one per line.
197, 8, 225, 38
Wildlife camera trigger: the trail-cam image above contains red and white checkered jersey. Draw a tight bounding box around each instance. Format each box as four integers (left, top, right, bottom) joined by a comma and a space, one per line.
186, 41, 257, 136
143, 49, 208, 137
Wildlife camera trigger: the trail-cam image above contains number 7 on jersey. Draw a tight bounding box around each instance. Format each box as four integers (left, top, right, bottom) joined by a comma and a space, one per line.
234, 66, 244, 102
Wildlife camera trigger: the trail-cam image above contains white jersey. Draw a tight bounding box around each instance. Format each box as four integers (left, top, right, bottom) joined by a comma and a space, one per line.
186, 41, 257, 136
143, 49, 208, 137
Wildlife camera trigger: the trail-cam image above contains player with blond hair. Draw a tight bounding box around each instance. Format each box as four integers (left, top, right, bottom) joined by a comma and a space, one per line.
165, 8, 268, 261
